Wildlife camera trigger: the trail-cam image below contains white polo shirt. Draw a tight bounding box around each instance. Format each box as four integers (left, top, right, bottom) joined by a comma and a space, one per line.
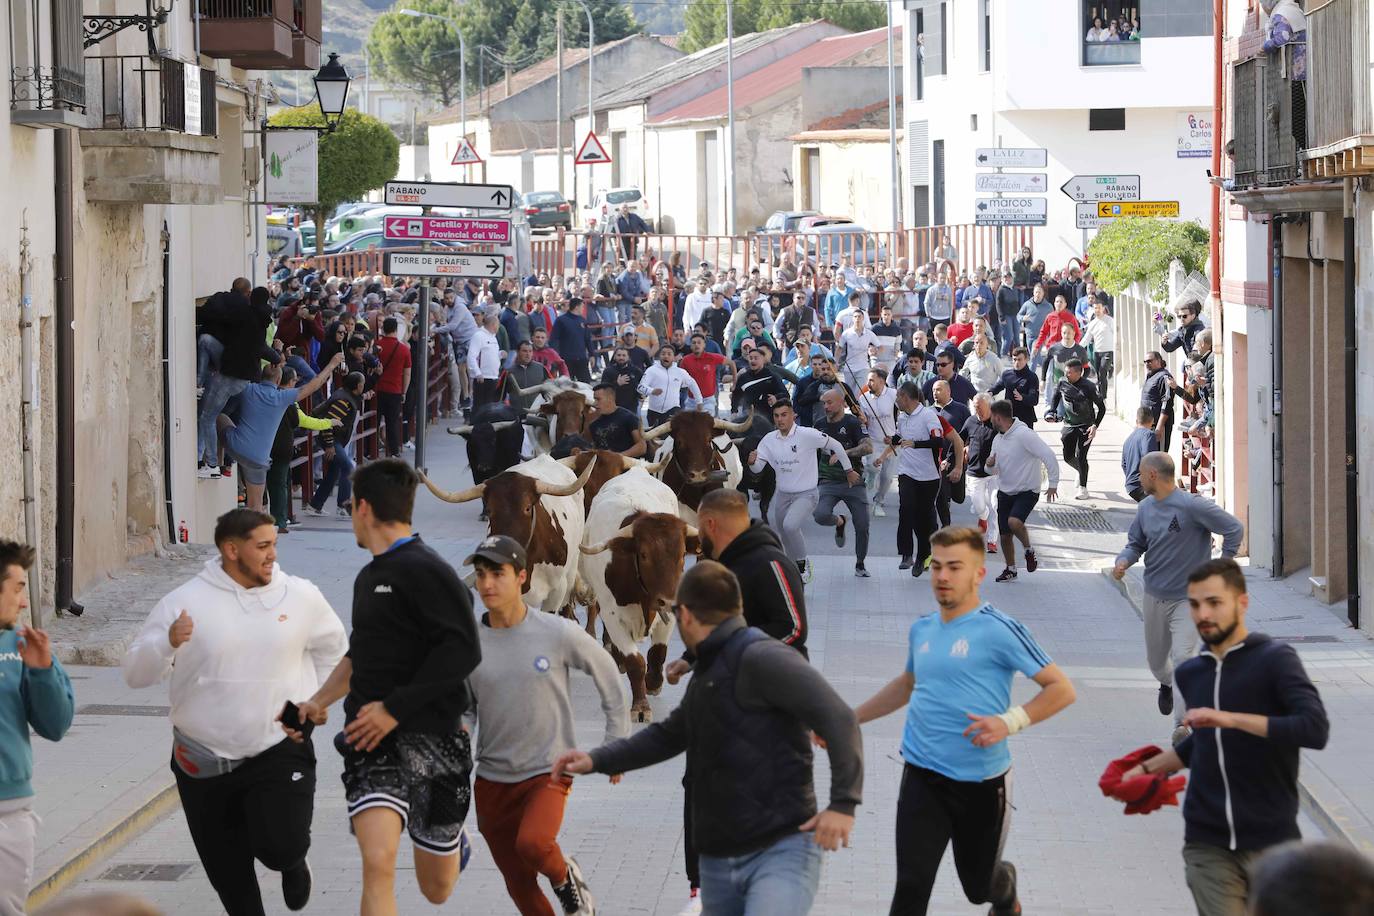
894, 404, 949, 481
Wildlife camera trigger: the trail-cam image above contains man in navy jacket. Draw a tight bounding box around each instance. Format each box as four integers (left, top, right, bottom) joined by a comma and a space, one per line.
1120, 558, 1328, 916
548, 297, 595, 383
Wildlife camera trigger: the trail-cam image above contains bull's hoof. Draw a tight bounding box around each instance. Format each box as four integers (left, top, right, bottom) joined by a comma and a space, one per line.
646, 682, 663, 697
631, 701, 653, 723
479, 511, 489, 522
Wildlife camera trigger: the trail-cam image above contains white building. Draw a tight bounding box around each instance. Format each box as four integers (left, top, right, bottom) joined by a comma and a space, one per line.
902, 0, 1215, 269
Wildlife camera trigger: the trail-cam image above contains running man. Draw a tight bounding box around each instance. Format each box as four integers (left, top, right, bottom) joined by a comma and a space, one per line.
1044, 358, 1106, 500
125, 509, 347, 916
872, 382, 964, 577
963, 394, 1001, 554
860, 367, 898, 517
289, 460, 482, 916
464, 535, 629, 916
812, 388, 874, 577
853, 526, 1076, 915
1112, 452, 1243, 733
985, 400, 1059, 582
748, 399, 859, 583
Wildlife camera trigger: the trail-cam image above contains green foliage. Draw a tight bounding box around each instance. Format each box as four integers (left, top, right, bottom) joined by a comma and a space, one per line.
1086, 218, 1210, 300
366, 0, 640, 105
268, 106, 399, 253
681, 0, 886, 53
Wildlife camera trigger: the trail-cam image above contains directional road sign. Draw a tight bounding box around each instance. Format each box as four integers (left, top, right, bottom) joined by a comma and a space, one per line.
974, 196, 1047, 227
1096, 200, 1180, 218
384, 251, 507, 279
1060, 175, 1141, 202
383, 216, 511, 244
975, 147, 1047, 169
384, 180, 516, 210
1076, 203, 1115, 230
576, 131, 611, 165
974, 173, 1048, 193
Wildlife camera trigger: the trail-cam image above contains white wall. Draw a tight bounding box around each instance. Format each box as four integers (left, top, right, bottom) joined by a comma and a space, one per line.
795, 139, 899, 230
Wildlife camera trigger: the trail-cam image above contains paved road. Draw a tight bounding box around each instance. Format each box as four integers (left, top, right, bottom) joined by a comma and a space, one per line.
56, 417, 1271, 914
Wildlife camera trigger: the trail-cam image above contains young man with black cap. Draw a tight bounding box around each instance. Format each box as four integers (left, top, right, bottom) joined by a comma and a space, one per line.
464, 534, 629, 916
287, 460, 481, 916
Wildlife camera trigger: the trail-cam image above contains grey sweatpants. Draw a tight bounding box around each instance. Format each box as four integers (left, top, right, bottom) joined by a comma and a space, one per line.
814, 480, 870, 564
1182, 842, 1259, 916
1144, 591, 1195, 723
771, 489, 819, 566
0, 798, 37, 916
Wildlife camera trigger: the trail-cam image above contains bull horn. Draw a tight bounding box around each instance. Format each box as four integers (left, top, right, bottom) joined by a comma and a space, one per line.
446, 424, 474, 436
713, 410, 754, 433
639, 455, 668, 474
707, 468, 731, 482
684, 525, 699, 538
420, 472, 484, 504
490, 420, 519, 431
580, 522, 637, 555
535, 454, 598, 497
643, 418, 674, 440
512, 378, 562, 398
555, 456, 579, 469
522, 414, 550, 428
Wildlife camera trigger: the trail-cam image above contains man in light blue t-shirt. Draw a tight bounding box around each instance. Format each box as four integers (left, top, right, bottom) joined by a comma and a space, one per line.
854, 526, 1076, 916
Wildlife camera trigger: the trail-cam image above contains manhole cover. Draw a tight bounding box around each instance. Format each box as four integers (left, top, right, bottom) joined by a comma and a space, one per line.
76, 705, 169, 717
1039, 507, 1115, 532
98, 863, 195, 882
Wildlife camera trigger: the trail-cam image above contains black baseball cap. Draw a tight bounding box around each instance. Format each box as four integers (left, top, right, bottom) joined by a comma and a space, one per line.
463, 534, 527, 571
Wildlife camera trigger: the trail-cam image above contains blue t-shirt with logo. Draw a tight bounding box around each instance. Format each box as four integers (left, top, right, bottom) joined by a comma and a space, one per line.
902, 603, 1053, 781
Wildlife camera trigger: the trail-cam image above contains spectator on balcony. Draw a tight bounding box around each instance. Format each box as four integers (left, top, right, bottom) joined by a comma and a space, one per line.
266, 367, 336, 533
1104, 19, 1123, 41
303, 371, 364, 521
198, 285, 281, 479
1085, 16, 1107, 41
549, 297, 594, 384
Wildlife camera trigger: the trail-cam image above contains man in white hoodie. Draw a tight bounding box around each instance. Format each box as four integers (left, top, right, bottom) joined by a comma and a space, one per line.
985, 400, 1060, 583
123, 508, 347, 916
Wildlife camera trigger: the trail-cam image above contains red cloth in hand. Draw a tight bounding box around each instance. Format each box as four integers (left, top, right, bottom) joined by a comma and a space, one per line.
1100, 745, 1187, 815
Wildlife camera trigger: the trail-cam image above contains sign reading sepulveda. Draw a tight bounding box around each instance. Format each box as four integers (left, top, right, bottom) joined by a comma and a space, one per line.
1060, 175, 1142, 202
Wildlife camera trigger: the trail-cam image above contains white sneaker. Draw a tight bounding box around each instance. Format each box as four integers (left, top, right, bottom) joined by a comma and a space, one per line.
403, 442, 415, 451
304, 505, 325, 517
873, 504, 887, 518
336, 506, 351, 518
197, 465, 214, 480
1075, 486, 1090, 500
676, 891, 702, 916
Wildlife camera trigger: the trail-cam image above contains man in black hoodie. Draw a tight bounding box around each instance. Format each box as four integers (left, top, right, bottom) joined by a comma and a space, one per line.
197, 285, 281, 477
988, 346, 1039, 428
1120, 558, 1328, 916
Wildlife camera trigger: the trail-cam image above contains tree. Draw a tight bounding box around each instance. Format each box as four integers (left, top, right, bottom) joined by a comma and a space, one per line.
1086, 218, 1210, 299
682, 0, 886, 52
268, 106, 400, 255
367, 0, 469, 107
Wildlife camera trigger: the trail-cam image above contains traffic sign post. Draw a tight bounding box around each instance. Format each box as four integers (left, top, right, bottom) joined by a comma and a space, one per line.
1060, 175, 1142, 202
383, 215, 512, 244
450, 138, 483, 167
384, 251, 508, 279
575, 131, 611, 165
384, 180, 516, 210
975, 147, 1047, 169
974, 197, 1047, 227
1096, 200, 1180, 218
1076, 203, 1115, 230
974, 173, 1048, 193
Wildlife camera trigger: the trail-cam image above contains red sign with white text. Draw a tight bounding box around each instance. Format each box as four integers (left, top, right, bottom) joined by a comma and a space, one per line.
382, 216, 511, 244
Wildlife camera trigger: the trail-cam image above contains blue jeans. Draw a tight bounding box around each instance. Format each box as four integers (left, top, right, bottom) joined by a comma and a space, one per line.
698, 832, 822, 916
311, 444, 354, 509
998, 315, 1020, 355
285, 353, 316, 383
197, 372, 249, 464
197, 334, 224, 389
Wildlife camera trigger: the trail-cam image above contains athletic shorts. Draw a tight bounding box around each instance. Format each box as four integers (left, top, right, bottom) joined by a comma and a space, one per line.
996, 489, 1040, 533
225, 450, 268, 486
340, 729, 473, 855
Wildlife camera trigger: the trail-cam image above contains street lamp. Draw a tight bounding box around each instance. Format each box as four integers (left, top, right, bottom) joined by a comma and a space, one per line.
312, 52, 352, 131
559, 0, 595, 204
398, 8, 466, 147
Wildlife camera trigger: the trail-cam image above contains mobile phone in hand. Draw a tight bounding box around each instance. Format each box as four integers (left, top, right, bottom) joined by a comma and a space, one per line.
281, 700, 314, 739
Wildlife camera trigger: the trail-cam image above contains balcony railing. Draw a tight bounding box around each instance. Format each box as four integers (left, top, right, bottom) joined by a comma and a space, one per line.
1231, 47, 1304, 188
1305, 0, 1372, 153
197, 0, 320, 69
1083, 40, 1141, 66
86, 55, 216, 134
10, 0, 87, 125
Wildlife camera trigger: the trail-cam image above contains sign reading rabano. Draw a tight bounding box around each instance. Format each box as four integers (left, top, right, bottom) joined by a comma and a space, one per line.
264, 129, 320, 205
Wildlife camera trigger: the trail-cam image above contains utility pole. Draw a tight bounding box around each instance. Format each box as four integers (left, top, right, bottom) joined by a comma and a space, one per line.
886, 0, 900, 232
726, 0, 735, 235
556, 9, 564, 194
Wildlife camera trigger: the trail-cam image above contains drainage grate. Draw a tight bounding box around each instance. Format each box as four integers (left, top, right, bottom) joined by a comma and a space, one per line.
1275, 635, 1341, 644
1039, 507, 1115, 533
76, 704, 170, 717
98, 863, 195, 882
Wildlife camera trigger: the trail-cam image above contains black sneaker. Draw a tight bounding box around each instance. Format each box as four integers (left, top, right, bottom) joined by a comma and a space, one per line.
1158, 683, 1174, 716
282, 860, 311, 911
854, 563, 870, 578
1024, 549, 1039, 573
912, 555, 929, 578
834, 514, 847, 547
995, 567, 1018, 583
987, 861, 1020, 916
898, 555, 913, 570
551, 856, 595, 914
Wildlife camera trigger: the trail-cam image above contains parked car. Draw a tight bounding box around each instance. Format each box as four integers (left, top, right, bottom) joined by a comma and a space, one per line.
582, 187, 654, 232
794, 218, 887, 267
754, 209, 820, 264
265, 225, 303, 259
521, 191, 573, 232
324, 229, 466, 255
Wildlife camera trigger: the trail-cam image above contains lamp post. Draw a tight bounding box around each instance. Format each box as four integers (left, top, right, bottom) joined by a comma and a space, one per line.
312, 52, 351, 130
561, 0, 595, 205
726, 0, 735, 235
886, 0, 900, 233
398, 8, 466, 145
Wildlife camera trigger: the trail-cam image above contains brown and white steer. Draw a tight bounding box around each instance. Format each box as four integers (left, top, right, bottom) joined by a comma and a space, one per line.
514, 379, 596, 454
644, 410, 750, 525
557, 450, 668, 514
420, 454, 596, 616
579, 468, 698, 722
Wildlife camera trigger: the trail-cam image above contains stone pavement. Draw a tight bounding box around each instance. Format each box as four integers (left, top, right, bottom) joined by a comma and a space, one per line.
29, 413, 1359, 913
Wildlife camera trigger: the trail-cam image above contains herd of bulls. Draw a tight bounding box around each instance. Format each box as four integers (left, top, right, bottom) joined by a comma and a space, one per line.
424, 379, 774, 722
